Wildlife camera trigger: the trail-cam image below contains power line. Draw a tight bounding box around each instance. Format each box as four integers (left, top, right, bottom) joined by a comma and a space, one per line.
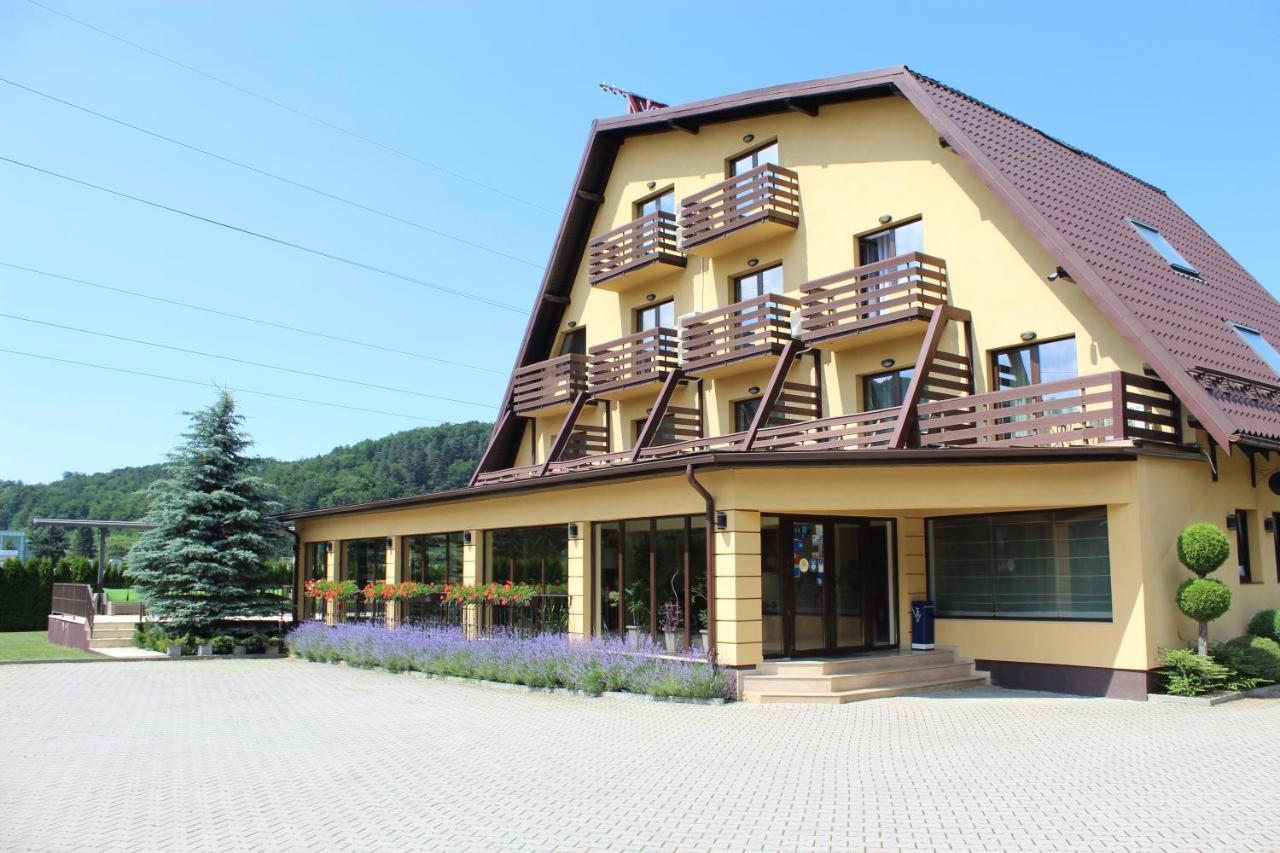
0, 312, 498, 409
21, 0, 558, 216
0, 346, 447, 423
0, 154, 529, 314
0, 260, 507, 376
0, 75, 544, 270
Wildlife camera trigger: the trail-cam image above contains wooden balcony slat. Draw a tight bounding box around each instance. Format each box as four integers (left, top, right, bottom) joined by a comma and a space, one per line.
680, 294, 798, 376
511, 353, 589, 415
678, 165, 800, 251
587, 328, 679, 396
588, 210, 687, 288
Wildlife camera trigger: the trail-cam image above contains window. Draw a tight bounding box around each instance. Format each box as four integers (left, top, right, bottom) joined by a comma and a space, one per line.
993, 338, 1078, 389
729, 141, 779, 176
403, 532, 463, 623
863, 367, 914, 411
1128, 219, 1199, 277
559, 327, 585, 356
1273, 513, 1280, 583
303, 542, 329, 621
733, 264, 784, 301
635, 188, 674, 218
1230, 323, 1280, 379
632, 413, 677, 445
1234, 510, 1254, 583
928, 507, 1113, 620
635, 299, 675, 332
859, 219, 924, 265
733, 397, 787, 432
342, 538, 388, 622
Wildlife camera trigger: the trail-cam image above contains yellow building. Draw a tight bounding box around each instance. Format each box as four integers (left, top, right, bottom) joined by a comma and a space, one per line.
285, 67, 1280, 701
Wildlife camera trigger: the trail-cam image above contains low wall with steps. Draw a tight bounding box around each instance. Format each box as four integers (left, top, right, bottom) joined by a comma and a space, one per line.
48, 616, 90, 652
742, 647, 988, 704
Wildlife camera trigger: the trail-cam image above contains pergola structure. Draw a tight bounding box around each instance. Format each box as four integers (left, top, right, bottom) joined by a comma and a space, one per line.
30, 518, 156, 594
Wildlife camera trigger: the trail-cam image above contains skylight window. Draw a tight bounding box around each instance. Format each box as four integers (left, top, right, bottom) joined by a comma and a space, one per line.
1231, 323, 1280, 378
1128, 219, 1199, 277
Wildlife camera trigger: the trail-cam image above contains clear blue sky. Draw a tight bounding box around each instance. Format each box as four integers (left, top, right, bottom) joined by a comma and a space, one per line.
2, 0, 1277, 484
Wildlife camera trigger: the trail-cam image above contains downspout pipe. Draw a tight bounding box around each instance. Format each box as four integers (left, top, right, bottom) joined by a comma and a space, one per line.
684, 464, 716, 657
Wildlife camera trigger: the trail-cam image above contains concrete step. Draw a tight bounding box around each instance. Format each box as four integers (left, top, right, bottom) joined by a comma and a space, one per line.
90, 627, 139, 640
754, 648, 959, 678
741, 660, 981, 694
89, 638, 137, 649
745, 673, 990, 704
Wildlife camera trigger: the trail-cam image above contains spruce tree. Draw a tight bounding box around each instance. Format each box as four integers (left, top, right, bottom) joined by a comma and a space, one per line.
127, 392, 289, 635
28, 525, 67, 562
72, 527, 96, 560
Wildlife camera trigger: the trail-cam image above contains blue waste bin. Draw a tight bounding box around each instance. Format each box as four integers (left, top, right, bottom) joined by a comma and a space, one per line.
911, 600, 935, 650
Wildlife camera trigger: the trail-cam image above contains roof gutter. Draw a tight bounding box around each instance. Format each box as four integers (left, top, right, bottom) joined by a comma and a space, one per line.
684, 464, 716, 659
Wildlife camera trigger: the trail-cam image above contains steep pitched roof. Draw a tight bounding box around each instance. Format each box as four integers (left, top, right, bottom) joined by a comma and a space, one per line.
474, 67, 1279, 477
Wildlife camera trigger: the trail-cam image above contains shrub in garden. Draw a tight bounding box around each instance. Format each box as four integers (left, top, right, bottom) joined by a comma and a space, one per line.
1174, 524, 1232, 656
1159, 647, 1258, 697
242, 634, 266, 654
1247, 609, 1280, 643
211, 635, 236, 655
1214, 635, 1280, 684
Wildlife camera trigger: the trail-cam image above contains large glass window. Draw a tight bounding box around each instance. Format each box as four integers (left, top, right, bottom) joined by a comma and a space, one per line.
635, 299, 675, 332
993, 337, 1078, 389
863, 367, 914, 411
1128, 219, 1199, 277
595, 516, 707, 649
730, 141, 778, 176
342, 538, 387, 622
859, 220, 924, 265
489, 525, 569, 633
928, 507, 1112, 620
635, 188, 674, 217
733, 264, 784, 301
303, 542, 329, 621
559, 327, 586, 356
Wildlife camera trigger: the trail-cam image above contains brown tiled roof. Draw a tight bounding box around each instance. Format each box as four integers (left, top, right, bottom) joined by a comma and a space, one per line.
473, 67, 1280, 478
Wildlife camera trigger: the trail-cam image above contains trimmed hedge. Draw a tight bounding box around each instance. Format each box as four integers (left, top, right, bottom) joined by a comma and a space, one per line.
1247, 609, 1280, 643
0, 556, 130, 631
1214, 635, 1280, 684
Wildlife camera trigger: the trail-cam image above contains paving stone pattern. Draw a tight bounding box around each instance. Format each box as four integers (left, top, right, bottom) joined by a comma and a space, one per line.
1, 659, 1278, 851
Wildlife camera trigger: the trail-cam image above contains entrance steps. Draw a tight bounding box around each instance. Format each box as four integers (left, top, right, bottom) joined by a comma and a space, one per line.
741, 647, 988, 704
89, 620, 138, 650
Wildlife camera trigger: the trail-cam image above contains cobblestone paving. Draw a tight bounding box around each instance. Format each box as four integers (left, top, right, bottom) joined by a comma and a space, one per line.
2, 659, 1278, 852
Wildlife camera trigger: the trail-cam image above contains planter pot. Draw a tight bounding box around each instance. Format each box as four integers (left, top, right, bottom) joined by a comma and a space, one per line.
166, 646, 183, 658
265, 645, 280, 656
625, 625, 646, 648
198, 644, 214, 657
700, 629, 709, 651
662, 631, 683, 653
232, 645, 247, 657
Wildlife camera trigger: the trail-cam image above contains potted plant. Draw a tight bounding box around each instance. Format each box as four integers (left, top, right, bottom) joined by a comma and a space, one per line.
659, 602, 684, 653
211, 634, 236, 655
197, 637, 214, 657
624, 580, 650, 648
265, 635, 282, 656
231, 641, 248, 657
698, 609, 709, 652
242, 634, 266, 655
165, 634, 187, 658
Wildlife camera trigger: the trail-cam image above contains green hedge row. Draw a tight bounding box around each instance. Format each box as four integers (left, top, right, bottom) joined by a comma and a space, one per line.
0, 556, 130, 632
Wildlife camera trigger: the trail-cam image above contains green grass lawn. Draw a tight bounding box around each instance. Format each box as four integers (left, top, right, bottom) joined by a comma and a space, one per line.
0, 631, 98, 661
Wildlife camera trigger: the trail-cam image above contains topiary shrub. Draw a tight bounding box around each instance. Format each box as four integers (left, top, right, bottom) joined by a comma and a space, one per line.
1175, 523, 1232, 655
1159, 647, 1257, 697
1214, 635, 1280, 684
1247, 609, 1280, 643
1177, 524, 1232, 577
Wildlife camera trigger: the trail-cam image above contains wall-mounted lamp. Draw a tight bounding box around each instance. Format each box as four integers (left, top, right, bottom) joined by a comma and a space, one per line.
743, 133, 755, 143
645, 293, 656, 302
1226, 514, 1239, 532
1265, 517, 1276, 535
567, 320, 578, 329
878, 214, 893, 224
1046, 266, 1071, 282
748, 386, 761, 395
462, 531, 473, 546
1020, 331, 1038, 342
646, 181, 656, 190
746, 258, 759, 268
567, 522, 579, 540
715, 511, 728, 530
386, 537, 394, 550
881, 358, 896, 369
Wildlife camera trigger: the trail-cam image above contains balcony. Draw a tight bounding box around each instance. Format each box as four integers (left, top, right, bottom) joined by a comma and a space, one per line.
752, 408, 900, 451
917, 371, 1180, 448
678, 164, 800, 256
681, 294, 800, 379
797, 252, 950, 351
588, 328, 680, 400
511, 353, 588, 418
588, 211, 686, 292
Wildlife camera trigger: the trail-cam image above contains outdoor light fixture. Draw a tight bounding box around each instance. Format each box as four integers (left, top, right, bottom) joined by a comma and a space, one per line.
567, 522, 579, 540
747, 258, 759, 267
647, 181, 656, 189
748, 386, 761, 395
567, 320, 577, 328
1265, 517, 1276, 535
881, 358, 895, 369
646, 293, 656, 302
1226, 514, 1239, 532
1020, 331, 1038, 342
743, 133, 755, 143
1047, 266, 1071, 282
463, 531, 473, 546
715, 511, 728, 530
878, 214, 893, 224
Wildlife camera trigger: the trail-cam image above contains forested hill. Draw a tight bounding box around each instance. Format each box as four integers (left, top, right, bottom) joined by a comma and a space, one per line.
0, 421, 493, 530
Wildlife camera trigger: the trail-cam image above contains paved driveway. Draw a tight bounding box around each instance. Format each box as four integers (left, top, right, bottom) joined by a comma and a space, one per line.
1, 659, 1277, 852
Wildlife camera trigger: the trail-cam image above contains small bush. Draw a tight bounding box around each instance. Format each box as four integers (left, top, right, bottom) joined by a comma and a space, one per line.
1160, 647, 1258, 697
1247, 609, 1280, 642
242, 634, 266, 654
1177, 524, 1231, 577
1176, 577, 1231, 623
1214, 635, 1280, 684
211, 635, 236, 655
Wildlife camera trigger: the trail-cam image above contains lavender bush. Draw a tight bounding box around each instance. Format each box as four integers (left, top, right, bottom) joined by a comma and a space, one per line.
287, 622, 734, 700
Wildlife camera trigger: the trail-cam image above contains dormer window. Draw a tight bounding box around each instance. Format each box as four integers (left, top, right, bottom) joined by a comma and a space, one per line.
1230, 322, 1280, 378
1128, 219, 1199, 277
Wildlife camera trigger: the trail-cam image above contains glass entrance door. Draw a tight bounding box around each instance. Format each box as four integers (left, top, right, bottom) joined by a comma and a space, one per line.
770, 517, 896, 657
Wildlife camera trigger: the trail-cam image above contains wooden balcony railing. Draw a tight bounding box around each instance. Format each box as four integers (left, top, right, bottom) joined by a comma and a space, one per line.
588, 211, 686, 290
681, 294, 800, 377
473, 464, 543, 486
511, 353, 589, 416
545, 449, 633, 475
798, 252, 949, 348
588, 328, 680, 398
678, 164, 800, 253
917, 371, 1180, 448
752, 408, 900, 451
636, 431, 748, 461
